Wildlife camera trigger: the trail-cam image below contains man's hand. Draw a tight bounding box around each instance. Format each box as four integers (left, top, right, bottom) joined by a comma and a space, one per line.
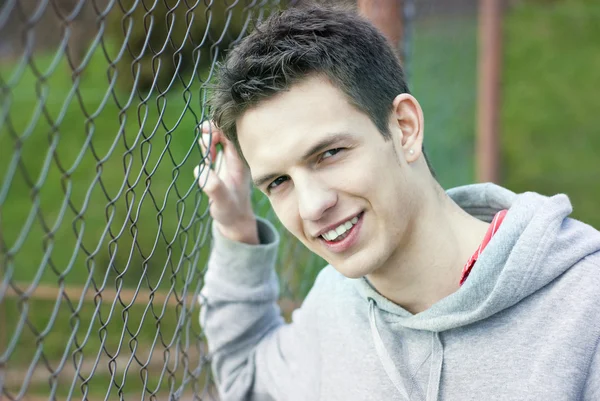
194, 121, 259, 245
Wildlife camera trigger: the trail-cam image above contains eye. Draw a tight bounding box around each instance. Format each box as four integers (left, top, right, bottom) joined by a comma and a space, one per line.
267, 176, 289, 192
321, 148, 343, 160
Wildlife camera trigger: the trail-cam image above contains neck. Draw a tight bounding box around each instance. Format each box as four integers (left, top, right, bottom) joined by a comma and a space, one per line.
366, 184, 490, 314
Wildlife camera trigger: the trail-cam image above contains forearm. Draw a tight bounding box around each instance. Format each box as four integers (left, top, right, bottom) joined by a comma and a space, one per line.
215, 214, 260, 245
200, 217, 282, 399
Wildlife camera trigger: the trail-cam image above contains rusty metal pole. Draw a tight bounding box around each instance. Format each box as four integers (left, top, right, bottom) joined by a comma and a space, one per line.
358, 0, 405, 62
476, 0, 503, 183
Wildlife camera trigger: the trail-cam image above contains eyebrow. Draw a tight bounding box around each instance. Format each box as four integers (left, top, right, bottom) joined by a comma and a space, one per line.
252, 132, 354, 188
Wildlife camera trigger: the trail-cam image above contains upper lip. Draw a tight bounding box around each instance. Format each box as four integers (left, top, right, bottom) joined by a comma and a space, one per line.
313, 212, 362, 238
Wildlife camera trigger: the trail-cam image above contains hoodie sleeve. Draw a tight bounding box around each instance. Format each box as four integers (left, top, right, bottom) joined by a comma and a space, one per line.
199, 217, 321, 401
583, 339, 600, 400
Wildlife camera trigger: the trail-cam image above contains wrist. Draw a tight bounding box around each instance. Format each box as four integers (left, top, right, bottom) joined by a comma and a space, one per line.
216, 217, 259, 245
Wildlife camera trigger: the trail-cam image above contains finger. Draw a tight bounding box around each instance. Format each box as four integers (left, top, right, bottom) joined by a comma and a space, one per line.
201, 120, 225, 136
200, 121, 225, 162
201, 121, 222, 147
202, 120, 235, 151
199, 134, 217, 165
199, 121, 239, 178
193, 164, 229, 204
214, 147, 225, 175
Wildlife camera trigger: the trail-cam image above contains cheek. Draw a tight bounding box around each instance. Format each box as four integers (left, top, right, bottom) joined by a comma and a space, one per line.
345, 149, 399, 196
271, 196, 303, 236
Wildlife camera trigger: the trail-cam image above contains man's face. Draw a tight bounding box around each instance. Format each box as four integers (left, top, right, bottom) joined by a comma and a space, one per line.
237, 75, 420, 278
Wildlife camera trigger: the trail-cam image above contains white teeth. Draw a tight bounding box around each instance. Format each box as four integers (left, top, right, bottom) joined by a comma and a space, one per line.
321, 215, 360, 241
325, 229, 338, 240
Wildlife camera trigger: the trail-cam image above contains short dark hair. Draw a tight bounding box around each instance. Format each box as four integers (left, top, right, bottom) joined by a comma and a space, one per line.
210, 4, 434, 172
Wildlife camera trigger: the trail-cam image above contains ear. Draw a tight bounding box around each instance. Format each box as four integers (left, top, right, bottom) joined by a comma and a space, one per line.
390, 94, 425, 164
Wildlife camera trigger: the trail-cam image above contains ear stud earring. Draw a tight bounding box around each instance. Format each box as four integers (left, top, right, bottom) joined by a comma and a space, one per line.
408, 149, 415, 155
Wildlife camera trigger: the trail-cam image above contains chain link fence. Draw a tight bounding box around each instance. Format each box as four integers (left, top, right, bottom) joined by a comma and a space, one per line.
0, 0, 477, 399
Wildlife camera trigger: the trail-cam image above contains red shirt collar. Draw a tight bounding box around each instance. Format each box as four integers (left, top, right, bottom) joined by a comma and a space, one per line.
459, 210, 508, 286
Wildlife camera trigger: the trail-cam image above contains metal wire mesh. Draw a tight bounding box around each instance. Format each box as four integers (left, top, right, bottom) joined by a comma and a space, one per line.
0, 0, 305, 399
0, 0, 480, 399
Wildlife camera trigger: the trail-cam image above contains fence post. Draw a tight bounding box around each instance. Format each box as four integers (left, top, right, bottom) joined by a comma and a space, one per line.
476, 0, 503, 183
357, 0, 405, 62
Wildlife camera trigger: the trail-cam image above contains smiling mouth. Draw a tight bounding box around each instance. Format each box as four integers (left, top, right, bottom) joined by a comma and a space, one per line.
321, 212, 363, 243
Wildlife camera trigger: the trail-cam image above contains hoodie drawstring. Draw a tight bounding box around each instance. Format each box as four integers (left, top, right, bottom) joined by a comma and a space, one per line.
368, 298, 411, 399
368, 298, 443, 401
426, 331, 443, 401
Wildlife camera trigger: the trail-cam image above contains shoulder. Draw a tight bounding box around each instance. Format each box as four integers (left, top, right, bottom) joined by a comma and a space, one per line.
544, 240, 600, 318
559, 217, 600, 274
582, 246, 600, 267
576, 250, 600, 286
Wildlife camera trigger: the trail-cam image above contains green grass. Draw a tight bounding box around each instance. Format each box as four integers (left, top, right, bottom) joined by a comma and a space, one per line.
501, 0, 600, 228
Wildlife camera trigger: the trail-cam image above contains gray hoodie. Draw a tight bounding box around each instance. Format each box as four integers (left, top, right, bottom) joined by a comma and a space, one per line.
200, 183, 600, 401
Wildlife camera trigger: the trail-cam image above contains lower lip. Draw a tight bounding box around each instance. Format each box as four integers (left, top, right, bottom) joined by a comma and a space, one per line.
320, 212, 364, 253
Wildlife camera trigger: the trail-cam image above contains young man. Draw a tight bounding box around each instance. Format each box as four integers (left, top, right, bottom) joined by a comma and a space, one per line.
194, 5, 600, 401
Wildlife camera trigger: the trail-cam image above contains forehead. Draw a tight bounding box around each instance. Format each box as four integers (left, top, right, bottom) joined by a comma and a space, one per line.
236, 76, 371, 174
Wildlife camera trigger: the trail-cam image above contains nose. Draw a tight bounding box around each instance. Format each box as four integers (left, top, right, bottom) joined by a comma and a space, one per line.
297, 175, 337, 222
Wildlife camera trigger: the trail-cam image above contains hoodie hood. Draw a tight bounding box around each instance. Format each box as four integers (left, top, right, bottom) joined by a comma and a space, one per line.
355, 182, 600, 332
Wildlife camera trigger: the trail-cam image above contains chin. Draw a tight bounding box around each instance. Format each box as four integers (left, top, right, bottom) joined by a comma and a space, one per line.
329, 259, 376, 279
